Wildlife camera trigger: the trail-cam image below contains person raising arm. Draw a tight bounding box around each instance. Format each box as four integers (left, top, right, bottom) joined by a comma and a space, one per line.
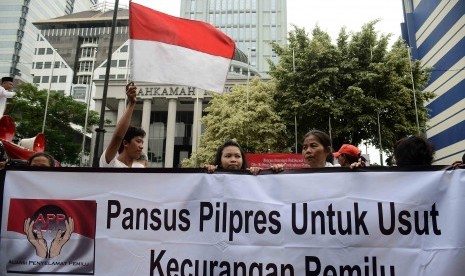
99, 82, 146, 168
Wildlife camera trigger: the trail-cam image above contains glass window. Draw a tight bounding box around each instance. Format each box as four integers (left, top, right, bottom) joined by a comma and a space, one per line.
110, 60, 117, 67
233, 28, 239, 39
36, 62, 43, 69
54, 61, 60, 68
73, 88, 86, 100
119, 60, 127, 67
251, 0, 257, 9
42, 76, 49, 83
190, 0, 196, 12
234, 0, 239, 10
59, 76, 66, 83
38, 48, 45, 55
44, 62, 51, 69
117, 74, 125, 79
47, 48, 53, 55
271, 13, 276, 26
233, 13, 239, 25
33, 76, 40, 83
120, 45, 128, 52
51, 76, 58, 83
251, 27, 257, 40
209, 0, 215, 11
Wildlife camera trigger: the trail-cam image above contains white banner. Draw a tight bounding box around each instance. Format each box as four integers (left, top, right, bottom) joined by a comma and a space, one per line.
1, 168, 465, 275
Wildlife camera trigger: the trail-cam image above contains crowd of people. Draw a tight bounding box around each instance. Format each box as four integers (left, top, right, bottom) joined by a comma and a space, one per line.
1, 81, 464, 171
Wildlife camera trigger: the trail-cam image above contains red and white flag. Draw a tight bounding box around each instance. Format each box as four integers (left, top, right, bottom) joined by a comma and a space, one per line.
129, 0, 235, 93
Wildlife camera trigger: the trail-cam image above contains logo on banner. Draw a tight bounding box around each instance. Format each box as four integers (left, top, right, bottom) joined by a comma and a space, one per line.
6, 199, 96, 275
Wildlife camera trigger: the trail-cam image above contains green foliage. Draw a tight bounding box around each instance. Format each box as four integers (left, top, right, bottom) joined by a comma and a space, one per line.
269, 21, 434, 153
6, 83, 99, 165
182, 79, 287, 167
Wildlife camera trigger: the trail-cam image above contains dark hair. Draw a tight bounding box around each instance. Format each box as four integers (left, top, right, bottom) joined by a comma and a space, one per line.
28, 152, 55, 167
2, 77, 13, 83
118, 126, 146, 153
326, 151, 334, 164
462, 153, 465, 163
302, 130, 331, 149
214, 140, 247, 169
341, 153, 360, 164
394, 136, 435, 166
302, 130, 332, 162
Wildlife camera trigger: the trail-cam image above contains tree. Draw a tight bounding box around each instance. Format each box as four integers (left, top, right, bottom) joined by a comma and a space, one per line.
6, 83, 99, 165
269, 22, 434, 154
182, 79, 287, 167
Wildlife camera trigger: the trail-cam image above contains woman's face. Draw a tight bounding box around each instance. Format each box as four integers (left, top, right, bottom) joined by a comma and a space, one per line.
302, 135, 330, 168
221, 146, 243, 169
337, 154, 349, 167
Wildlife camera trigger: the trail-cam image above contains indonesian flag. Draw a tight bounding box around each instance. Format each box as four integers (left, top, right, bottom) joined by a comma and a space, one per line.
129, 0, 236, 93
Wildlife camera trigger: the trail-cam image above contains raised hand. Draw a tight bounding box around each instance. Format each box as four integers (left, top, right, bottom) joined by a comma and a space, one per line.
24, 218, 47, 258
126, 82, 137, 105
49, 217, 74, 258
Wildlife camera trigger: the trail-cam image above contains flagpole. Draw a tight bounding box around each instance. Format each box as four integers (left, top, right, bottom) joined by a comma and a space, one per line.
293, 48, 298, 153
92, 0, 119, 167
370, 42, 384, 166
80, 49, 97, 167
42, 49, 56, 133
407, 46, 420, 135
193, 88, 199, 167
125, 42, 130, 107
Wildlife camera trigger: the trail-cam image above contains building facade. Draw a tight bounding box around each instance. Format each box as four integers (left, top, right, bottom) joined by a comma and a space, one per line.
0, 0, 96, 82
180, 0, 287, 75
402, 0, 465, 164
32, 7, 259, 167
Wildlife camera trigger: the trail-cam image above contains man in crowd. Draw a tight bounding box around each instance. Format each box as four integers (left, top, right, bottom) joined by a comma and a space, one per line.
0, 77, 16, 117
99, 82, 146, 167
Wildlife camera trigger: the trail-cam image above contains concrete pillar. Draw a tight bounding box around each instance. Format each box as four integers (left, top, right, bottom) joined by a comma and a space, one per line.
117, 99, 126, 121
141, 99, 151, 156
164, 98, 177, 168
191, 89, 203, 155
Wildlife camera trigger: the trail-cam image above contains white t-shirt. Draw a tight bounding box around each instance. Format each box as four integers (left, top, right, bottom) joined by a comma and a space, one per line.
0, 86, 16, 117
99, 150, 144, 168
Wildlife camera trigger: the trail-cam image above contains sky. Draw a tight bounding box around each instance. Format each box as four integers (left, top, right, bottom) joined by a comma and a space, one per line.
120, 0, 404, 41
120, 0, 405, 164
